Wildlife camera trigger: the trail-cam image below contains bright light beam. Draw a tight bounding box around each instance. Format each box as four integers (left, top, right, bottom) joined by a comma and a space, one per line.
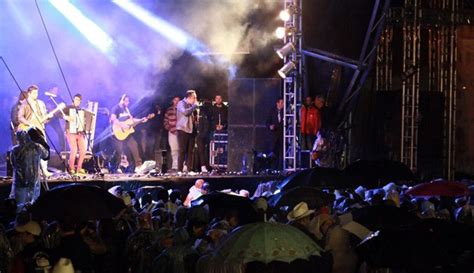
49, 0, 115, 55
112, 0, 207, 54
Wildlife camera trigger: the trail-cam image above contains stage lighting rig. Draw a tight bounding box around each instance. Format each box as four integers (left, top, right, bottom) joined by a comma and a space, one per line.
278, 61, 296, 79
276, 42, 295, 59
279, 4, 298, 22
275, 26, 297, 39
279, 9, 291, 21
275, 27, 286, 39
277, 0, 302, 171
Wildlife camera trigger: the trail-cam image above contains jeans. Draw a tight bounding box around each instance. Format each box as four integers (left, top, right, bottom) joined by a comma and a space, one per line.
168, 131, 179, 170
113, 136, 142, 169
11, 183, 41, 211
177, 130, 195, 172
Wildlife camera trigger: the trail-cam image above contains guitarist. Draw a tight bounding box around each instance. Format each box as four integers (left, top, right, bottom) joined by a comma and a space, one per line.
110, 94, 144, 173
18, 85, 53, 177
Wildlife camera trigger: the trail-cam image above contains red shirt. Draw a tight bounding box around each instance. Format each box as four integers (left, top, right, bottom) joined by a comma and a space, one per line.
301, 105, 321, 135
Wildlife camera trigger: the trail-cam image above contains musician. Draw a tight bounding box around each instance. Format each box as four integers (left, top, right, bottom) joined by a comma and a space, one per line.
311, 128, 330, 167
210, 95, 228, 132
266, 98, 284, 170
10, 91, 28, 146
164, 96, 180, 172
18, 85, 53, 177
176, 90, 198, 172
110, 94, 144, 173
62, 94, 87, 174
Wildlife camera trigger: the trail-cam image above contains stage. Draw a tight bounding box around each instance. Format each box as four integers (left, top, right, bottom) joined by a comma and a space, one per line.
0, 172, 282, 200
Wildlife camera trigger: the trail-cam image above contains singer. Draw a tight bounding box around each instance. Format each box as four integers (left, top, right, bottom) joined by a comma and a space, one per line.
176, 90, 198, 173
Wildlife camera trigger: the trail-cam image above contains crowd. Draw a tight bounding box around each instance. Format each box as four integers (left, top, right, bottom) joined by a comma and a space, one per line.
0, 178, 473, 273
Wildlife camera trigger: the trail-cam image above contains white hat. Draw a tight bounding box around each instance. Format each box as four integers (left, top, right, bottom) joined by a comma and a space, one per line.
254, 197, 268, 212
52, 258, 74, 273
287, 202, 315, 221
15, 221, 41, 236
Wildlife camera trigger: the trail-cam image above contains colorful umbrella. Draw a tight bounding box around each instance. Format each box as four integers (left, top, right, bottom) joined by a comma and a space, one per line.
405, 180, 469, 197
213, 222, 322, 265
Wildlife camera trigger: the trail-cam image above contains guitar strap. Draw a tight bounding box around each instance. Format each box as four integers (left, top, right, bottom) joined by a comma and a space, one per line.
34, 101, 44, 119
124, 106, 132, 119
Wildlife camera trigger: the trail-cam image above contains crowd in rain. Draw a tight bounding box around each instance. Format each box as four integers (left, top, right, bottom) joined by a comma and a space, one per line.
0, 177, 473, 273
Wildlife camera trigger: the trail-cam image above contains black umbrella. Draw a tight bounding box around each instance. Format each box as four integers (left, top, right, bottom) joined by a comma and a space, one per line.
268, 186, 329, 210
344, 159, 417, 187
357, 227, 450, 270
350, 205, 419, 231
29, 184, 126, 221
277, 167, 353, 191
192, 192, 258, 224
413, 218, 474, 259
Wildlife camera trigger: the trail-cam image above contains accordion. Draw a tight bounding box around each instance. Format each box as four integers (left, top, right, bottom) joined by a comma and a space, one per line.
68, 108, 94, 134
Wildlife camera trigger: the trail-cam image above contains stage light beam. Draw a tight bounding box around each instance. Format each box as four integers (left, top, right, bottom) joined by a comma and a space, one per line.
49, 0, 115, 55
112, 0, 207, 53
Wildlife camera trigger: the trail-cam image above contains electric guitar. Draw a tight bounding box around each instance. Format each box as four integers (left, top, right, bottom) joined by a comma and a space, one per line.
18, 102, 66, 131
112, 113, 155, 140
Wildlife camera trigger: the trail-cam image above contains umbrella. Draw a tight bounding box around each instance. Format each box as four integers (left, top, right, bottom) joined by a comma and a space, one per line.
268, 186, 329, 210
29, 184, 125, 221
192, 192, 258, 225
344, 159, 417, 187
357, 228, 450, 270
405, 180, 469, 197
277, 167, 352, 191
348, 205, 419, 231
213, 222, 322, 264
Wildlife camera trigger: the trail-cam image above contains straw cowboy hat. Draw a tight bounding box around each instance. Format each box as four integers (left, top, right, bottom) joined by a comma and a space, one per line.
15, 221, 41, 236
52, 258, 74, 273
287, 202, 315, 221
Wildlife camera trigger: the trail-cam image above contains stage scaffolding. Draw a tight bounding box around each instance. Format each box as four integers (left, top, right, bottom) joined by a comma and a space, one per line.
282, 0, 303, 171
376, 0, 466, 179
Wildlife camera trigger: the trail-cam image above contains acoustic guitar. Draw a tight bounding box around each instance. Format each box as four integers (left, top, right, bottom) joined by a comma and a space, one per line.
112, 113, 155, 140
18, 102, 66, 131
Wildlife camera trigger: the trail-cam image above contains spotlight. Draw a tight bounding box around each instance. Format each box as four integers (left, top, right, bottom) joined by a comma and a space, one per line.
276, 42, 295, 59
275, 27, 286, 39
279, 9, 291, 21
278, 61, 296, 78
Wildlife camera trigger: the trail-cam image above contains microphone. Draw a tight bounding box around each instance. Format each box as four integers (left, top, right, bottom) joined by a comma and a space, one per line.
45, 91, 57, 98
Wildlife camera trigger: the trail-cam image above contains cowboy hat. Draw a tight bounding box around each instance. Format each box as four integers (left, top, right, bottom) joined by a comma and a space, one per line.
52, 258, 74, 273
287, 202, 315, 221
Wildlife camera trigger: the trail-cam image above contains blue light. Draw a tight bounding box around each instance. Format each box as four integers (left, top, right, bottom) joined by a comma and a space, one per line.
112, 0, 208, 54
49, 0, 115, 56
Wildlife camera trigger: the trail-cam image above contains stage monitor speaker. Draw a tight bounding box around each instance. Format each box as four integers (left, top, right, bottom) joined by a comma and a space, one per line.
227, 78, 281, 172
303, 0, 377, 61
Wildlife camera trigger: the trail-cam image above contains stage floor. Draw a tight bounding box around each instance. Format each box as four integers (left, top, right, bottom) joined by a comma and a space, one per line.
0, 172, 282, 199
